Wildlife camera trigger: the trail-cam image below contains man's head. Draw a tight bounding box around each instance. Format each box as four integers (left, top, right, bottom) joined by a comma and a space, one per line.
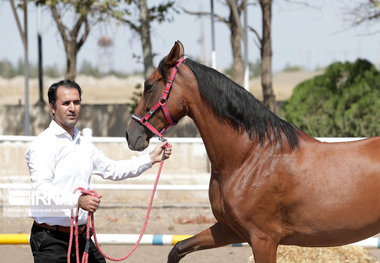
48, 80, 82, 136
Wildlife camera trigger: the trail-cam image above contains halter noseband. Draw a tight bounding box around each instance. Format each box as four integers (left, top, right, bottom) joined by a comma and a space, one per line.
131, 56, 186, 141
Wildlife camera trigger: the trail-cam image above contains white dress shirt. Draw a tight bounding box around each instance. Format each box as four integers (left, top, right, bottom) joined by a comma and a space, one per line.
26, 120, 152, 226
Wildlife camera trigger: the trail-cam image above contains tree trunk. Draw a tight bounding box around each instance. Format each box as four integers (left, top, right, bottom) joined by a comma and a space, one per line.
139, 0, 155, 79
65, 42, 77, 80
259, 0, 277, 113
50, 6, 90, 81
227, 0, 244, 86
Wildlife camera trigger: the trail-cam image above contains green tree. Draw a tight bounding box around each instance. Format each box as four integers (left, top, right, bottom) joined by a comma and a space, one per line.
283, 63, 303, 72
282, 59, 380, 137
224, 58, 261, 79
44, 64, 63, 78
0, 59, 18, 78
17, 59, 39, 78
79, 60, 101, 77
249, 58, 261, 78
0, 59, 62, 78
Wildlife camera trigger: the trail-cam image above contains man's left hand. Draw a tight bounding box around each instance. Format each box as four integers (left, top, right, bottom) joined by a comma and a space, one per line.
149, 142, 172, 164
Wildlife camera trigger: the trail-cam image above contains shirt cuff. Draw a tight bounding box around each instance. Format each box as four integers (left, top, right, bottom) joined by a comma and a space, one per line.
68, 191, 83, 208
142, 153, 153, 169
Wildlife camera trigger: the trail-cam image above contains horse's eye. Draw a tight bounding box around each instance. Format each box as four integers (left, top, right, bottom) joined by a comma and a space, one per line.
144, 82, 152, 92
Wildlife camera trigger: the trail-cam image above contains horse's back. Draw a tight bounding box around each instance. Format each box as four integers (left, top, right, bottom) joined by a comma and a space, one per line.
299, 136, 380, 171
357, 136, 380, 160
296, 136, 380, 195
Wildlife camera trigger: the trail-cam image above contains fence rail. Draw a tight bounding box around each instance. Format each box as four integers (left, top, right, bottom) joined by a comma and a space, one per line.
0, 183, 209, 191
0, 137, 368, 191
0, 136, 204, 143
0, 135, 366, 143
0, 233, 379, 247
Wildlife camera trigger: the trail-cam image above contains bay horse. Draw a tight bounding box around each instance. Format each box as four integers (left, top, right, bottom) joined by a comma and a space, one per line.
125, 41, 380, 263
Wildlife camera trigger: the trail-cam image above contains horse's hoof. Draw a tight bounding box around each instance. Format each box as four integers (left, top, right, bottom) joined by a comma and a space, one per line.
167, 244, 181, 263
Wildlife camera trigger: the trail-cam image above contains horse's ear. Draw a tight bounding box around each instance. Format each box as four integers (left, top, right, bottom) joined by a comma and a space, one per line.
165, 41, 184, 65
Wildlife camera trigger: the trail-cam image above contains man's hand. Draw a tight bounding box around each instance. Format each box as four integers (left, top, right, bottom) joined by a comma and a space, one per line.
78, 194, 102, 213
149, 142, 172, 165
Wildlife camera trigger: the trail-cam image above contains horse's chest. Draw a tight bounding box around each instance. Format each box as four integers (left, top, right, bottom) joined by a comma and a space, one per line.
208, 175, 246, 223
208, 177, 227, 220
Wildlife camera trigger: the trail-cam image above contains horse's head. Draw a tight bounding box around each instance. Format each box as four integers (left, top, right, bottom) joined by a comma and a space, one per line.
126, 41, 188, 151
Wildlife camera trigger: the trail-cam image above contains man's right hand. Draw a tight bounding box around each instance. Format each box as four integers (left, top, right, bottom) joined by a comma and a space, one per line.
78, 194, 102, 213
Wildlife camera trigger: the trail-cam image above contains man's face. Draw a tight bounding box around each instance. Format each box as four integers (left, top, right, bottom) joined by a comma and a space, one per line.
49, 86, 81, 136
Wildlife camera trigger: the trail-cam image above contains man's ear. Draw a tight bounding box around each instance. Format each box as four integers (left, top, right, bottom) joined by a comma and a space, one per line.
49, 103, 56, 115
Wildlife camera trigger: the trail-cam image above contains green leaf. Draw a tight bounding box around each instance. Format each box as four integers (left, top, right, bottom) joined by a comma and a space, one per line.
282, 59, 380, 137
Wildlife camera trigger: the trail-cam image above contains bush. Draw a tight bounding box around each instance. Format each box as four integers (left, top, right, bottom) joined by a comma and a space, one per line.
0, 58, 41, 78
44, 64, 63, 78
79, 60, 101, 78
0, 59, 18, 78
281, 59, 380, 137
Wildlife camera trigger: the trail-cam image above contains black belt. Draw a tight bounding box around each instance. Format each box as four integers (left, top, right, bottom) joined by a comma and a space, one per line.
34, 221, 86, 234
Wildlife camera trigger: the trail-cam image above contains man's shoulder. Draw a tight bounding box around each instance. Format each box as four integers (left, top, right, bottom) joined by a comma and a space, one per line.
35, 126, 55, 142
28, 126, 56, 151
26, 130, 55, 163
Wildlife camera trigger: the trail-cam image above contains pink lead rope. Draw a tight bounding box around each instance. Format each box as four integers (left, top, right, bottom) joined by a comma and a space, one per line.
68, 144, 169, 262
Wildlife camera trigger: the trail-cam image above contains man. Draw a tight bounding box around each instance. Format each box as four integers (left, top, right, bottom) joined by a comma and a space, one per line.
26, 79, 172, 262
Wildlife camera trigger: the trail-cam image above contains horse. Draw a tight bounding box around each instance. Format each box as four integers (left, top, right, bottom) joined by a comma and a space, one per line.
125, 41, 380, 263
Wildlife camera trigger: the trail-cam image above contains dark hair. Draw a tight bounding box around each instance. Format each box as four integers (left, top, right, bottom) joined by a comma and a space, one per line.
48, 79, 82, 109
180, 59, 300, 149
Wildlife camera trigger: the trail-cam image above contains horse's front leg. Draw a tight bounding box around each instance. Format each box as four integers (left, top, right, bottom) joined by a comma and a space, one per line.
167, 222, 244, 263
250, 234, 278, 263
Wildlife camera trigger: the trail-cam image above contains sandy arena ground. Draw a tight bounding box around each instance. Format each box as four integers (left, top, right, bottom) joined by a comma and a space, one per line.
0, 205, 253, 263
1, 203, 380, 263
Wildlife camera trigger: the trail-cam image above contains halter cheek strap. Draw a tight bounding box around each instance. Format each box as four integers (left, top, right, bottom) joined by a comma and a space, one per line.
132, 57, 186, 141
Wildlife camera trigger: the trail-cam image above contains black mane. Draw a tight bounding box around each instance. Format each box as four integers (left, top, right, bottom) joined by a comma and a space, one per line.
161, 58, 300, 149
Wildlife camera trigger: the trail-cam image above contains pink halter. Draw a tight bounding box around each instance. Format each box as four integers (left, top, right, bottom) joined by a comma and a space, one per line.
131, 56, 185, 141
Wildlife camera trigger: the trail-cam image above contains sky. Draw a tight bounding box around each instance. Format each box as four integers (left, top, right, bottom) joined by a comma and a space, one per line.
1, 0, 380, 74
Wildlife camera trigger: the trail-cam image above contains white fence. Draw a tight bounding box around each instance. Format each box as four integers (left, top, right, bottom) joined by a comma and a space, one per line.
0, 135, 366, 143
0, 136, 367, 191
0, 183, 209, 191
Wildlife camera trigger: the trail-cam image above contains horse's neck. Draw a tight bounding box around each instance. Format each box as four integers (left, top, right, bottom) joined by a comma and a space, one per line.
189, 104, 255, 170
183, 66, 260, 170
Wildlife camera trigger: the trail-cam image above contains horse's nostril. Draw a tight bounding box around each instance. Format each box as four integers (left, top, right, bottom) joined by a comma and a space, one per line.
125, 131, 129, 143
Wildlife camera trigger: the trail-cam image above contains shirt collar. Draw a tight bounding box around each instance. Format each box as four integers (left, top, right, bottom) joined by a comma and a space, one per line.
49, 120, 80, 141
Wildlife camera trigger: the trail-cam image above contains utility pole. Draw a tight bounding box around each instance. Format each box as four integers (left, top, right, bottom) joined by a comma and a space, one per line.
210, 0, 216, 69
10, 0, 30, 135
37, 3, 45, 105
243, 0, 249, 91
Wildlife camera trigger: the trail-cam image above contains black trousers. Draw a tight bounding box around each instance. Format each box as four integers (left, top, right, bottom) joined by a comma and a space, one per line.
30, 224, 106, 263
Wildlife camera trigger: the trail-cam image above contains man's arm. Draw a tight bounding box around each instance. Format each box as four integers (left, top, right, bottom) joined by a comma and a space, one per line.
92, 142, 172, 181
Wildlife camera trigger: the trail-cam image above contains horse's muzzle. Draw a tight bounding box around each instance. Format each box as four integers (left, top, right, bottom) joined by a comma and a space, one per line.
125, 129, 149, 152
